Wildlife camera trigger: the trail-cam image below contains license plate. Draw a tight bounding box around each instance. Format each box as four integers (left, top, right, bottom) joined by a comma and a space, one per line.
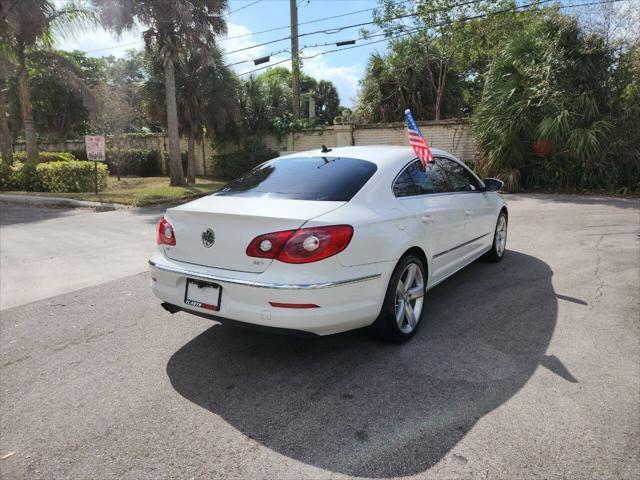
184, 279, 221, 311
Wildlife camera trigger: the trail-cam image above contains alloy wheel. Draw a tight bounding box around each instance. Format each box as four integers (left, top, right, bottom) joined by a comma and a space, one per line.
394, 262, 425, 334
495, 215, 507, 256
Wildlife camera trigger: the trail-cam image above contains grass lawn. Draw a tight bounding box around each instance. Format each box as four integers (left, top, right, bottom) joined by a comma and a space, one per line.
3, 176, 227, 207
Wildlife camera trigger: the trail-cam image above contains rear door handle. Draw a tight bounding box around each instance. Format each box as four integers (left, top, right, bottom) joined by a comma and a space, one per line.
465, 209, 474, 216
419, 215, 434, 224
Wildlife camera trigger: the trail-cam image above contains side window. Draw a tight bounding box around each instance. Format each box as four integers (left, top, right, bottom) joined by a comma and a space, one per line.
393, 168, 419, 197
436, 157, 482, 192
393, 160, 449, 197
408, 160, 449, 194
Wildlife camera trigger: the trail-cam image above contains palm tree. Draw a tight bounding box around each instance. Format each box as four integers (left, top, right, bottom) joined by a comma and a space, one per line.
141, 43, 238, 183
0, 0, 94, 165
177, 43, 238, 183
93, 0, 228, 186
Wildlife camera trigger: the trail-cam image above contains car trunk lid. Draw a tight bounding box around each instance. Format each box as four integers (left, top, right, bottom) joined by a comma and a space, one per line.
163, 195, 345, 273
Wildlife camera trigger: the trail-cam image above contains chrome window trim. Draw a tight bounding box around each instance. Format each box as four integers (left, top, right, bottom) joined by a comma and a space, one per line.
149, 260, 381, 290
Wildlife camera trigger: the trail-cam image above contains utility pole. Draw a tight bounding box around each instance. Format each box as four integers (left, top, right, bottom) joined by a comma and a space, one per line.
290, 0, 300, 118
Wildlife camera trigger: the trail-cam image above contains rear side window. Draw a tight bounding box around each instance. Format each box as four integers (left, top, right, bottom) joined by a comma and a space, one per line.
216, 156, 377, 201
393, 160, 449, 197
436, 157, 482, 192
393, 168, 419, 197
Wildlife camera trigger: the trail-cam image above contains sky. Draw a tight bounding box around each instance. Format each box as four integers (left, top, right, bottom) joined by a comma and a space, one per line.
54, 0, 640, 109
56, 0, 390, 108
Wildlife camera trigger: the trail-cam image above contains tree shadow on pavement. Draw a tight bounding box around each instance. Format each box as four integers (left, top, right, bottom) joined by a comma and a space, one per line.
0, 203, 84, 226
166, 251, 557, 477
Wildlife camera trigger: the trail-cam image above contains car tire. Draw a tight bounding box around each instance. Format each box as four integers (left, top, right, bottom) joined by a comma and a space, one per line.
483, 210, 508, 262
370, 254, 427, 343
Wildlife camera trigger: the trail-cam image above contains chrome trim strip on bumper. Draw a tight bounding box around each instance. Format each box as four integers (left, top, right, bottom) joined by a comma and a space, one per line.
149, 260, 381, 290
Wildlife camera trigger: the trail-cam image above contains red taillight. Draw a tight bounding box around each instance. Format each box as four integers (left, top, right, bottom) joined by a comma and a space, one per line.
246, 225, 353, 264
246, 230, 295, 258
157, 217, 176, 246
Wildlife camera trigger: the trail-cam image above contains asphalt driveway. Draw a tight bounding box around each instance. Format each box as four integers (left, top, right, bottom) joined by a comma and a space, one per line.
0, 194, 638, 479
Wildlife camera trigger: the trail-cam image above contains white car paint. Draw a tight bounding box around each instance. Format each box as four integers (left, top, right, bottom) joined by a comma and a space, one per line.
149, 145, 506, 335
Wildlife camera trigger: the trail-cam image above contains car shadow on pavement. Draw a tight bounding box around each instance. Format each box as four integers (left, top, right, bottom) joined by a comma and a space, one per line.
166, 251, 557, 478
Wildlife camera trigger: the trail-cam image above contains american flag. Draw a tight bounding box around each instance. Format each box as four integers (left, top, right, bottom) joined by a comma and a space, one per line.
405, 109, 433, 167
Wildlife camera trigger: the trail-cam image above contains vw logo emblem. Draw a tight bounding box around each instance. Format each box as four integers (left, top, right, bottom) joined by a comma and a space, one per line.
201, 228, 215, 248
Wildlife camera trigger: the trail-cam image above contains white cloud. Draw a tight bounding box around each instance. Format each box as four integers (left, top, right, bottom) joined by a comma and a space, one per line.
222, 23, 273, 72
55, 27, 142, 58
301, 50, 361, 108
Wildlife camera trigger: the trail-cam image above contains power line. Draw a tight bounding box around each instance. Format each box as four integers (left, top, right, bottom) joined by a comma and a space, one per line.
225, 0, 490, 55
220, 0, 413, 42
235, 0, 623, 76
85, 0, 412, 53
225, 0, 263, 17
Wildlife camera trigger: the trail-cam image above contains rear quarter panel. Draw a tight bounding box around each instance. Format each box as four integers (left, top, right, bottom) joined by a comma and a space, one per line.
306, 202, 428, 268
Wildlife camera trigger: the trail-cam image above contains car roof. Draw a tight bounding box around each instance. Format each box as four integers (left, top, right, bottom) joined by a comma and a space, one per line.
279, 145, 458, 168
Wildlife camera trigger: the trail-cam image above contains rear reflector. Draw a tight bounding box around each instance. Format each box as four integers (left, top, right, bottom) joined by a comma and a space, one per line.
269, 302, 320, 309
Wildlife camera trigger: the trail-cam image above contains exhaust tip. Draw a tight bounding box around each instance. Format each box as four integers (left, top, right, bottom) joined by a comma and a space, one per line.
161, 302, 181, 314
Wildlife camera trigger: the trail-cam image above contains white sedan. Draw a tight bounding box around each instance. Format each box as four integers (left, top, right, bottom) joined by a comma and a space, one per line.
149, 146, 507, 342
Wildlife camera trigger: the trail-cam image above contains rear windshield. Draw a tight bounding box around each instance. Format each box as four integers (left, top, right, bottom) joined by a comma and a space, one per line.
215, 156, 377, 201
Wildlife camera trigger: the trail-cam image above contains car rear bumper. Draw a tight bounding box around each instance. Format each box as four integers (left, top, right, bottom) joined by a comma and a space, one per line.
149, 251, 391, 335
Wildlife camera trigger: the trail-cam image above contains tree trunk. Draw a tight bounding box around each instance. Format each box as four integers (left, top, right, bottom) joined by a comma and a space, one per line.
434, 60, 449, 121
17, 49, 38, 164
0, 87, 12, 163
115, 135, 122, 181
187, 128, 196, 184
163, 57, 185, 186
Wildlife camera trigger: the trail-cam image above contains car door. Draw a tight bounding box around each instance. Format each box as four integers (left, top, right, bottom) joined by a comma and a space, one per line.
435, 157, 495, 259
392, 160, 466, 285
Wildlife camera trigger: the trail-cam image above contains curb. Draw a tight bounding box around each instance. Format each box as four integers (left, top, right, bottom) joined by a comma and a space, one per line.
0, 194, 129, 211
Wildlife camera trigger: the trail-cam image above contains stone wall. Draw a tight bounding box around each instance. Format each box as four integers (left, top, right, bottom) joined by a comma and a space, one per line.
12, 119, 475, 176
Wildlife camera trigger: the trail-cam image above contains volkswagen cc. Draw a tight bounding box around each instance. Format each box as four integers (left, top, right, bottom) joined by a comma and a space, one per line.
149, 146, 507, 342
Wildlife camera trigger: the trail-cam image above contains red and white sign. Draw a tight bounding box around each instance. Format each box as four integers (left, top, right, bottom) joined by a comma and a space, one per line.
85, 135, 106, 161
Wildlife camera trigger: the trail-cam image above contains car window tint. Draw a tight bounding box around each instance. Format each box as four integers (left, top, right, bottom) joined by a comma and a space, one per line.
407, 161, 449, 194
436, 157, 482, 192
393, 168, 419, 197
393, 160, 449, 196
216, 156, 377, 201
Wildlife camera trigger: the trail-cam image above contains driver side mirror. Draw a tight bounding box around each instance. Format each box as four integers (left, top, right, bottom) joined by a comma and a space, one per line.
484, 178, 503, 192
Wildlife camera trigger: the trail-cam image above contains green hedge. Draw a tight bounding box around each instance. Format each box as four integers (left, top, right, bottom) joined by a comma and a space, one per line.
105, 148, 160, 176
36, 161, 108, 193
0, 160, 27, 190
12, 151, 77, 163
214, 144, 279, 180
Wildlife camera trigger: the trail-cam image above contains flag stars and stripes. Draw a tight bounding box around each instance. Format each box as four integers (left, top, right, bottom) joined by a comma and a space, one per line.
404, 109, 433, 167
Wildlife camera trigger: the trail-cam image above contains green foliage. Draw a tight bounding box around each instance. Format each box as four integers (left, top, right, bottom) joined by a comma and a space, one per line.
142, 43, 239, 142
355, 40, 464, 122
12, 150, 77, 163
0, 159, 25, 190
213, 142, 278, 180
225, 67, 341, 146
472, 16, 638, 192
105, 148, 160, 176
36, 160, 108, 192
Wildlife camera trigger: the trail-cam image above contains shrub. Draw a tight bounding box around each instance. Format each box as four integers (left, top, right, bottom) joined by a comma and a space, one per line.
214, 143, 279, 180
36, 161, 108, 193
12, 151, 77, 163
105, 148, 160, 176
0, 159, 23, 190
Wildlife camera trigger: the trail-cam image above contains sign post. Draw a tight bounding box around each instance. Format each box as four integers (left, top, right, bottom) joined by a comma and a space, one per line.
84, 135, 106, 194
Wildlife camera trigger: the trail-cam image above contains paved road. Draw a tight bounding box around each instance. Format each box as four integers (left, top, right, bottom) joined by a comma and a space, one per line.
0, 203, 165, 310
0, 195, 638, 479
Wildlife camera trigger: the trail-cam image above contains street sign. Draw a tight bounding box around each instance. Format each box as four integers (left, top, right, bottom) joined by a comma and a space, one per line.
85, 135, 105, 161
